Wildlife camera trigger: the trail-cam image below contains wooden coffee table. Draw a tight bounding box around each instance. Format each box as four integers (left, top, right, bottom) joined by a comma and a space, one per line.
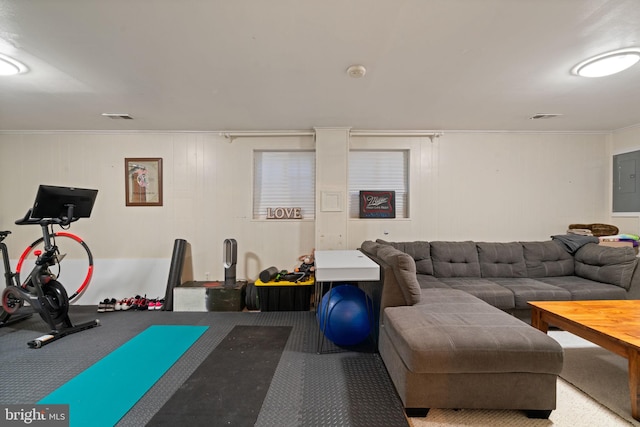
529, 300, 640, 420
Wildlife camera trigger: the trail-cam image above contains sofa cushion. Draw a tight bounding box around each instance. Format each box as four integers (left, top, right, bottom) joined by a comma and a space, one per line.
438, 278, 515, 310
490, 278, 571, 309
477, 242, 527, 278
537, 276, 628, 300
522, 241, 574, 277
383, 292, 564, 375
416, 274, 450, 289
416, 287, 493, 306
376, 245, 422, 305
430, 241, 481, 278
398, 242, 433, 275
574, 243, 638, 290
377, 240, 434, 275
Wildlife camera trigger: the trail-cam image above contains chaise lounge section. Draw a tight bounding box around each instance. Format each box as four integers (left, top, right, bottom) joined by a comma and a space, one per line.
359, 238, 640, 418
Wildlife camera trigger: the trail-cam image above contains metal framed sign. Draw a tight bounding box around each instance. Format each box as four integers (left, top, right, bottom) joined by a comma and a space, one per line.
359, 190, 395, 218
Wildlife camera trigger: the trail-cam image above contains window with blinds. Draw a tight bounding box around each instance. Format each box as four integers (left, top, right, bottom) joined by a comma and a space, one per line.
348, 150, 408, 218
253, 150, 316, 219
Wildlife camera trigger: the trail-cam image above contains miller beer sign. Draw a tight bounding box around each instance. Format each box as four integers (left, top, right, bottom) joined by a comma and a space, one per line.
359, 191, 395, 218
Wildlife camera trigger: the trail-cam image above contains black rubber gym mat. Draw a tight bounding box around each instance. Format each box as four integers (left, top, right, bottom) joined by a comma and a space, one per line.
1, 308, 408, 426
147, 325, 291, 426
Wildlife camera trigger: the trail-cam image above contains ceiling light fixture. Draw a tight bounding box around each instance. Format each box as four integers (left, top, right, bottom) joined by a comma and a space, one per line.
0, 53, 28, 76
572, 48, 640, 77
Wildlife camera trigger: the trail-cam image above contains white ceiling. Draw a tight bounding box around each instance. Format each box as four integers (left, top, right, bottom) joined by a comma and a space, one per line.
1, 0, 640, 132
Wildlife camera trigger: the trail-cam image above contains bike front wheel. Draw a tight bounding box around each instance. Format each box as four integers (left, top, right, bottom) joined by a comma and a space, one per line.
16, 232, 94, 301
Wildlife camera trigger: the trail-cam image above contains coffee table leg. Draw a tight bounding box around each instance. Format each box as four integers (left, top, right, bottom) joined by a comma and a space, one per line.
531, 308, 549, 333
629, 350, 640, 420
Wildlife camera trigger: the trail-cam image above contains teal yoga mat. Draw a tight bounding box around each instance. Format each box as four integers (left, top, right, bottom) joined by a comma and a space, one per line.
39, 325, 208, 427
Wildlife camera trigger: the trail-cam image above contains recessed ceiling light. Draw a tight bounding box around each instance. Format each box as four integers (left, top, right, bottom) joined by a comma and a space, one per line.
0, 53, 28, 76
572, 48, 640, 77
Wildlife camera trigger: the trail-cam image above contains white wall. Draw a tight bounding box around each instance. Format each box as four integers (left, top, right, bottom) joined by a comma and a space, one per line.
0, 130, 611, 303
348, 131, 610, 244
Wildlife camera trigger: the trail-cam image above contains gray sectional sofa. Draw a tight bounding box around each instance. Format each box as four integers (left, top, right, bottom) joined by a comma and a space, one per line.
359, 238, 640, 418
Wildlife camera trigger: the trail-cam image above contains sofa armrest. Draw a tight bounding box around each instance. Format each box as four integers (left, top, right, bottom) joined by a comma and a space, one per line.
625, 262, 640, 299
359, 246, 409, 310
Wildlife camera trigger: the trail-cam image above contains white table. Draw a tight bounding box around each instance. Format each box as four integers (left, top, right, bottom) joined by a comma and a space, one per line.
314, 250, 380, 282
314, 250, 380, 353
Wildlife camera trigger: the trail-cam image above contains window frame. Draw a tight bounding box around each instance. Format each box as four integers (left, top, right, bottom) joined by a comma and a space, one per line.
252, 149, 316, 221
348, 149, 410, 219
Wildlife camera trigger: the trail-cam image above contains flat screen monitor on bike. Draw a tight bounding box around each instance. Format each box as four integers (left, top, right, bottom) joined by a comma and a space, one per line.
31, 185, 98, 219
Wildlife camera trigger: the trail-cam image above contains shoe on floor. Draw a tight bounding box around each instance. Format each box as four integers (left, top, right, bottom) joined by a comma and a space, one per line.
121, 297, 134, 311
97, 299, 109, 312
136, 296, 148, 311
130, 295, 142, 310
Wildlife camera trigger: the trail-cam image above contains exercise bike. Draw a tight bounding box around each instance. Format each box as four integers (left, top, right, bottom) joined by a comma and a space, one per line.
0, 185, 100, 348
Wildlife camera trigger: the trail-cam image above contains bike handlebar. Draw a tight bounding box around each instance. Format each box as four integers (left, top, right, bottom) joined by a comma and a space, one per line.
15, 206, 79, 227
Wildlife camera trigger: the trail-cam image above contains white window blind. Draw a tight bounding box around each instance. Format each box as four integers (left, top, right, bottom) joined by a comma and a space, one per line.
348, 150, 408, 218
253, 150, 316, 219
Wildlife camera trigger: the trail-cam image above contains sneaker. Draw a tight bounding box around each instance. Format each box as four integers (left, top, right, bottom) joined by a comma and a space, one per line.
106, 298, 116, 312
147, 299, 157, 310
115, 299, 124, 311
97, 299, 109, 312
130, 295, 142, 310
136, 296, 148, 311
156, 299, 165, 311
121, 297, 134, 311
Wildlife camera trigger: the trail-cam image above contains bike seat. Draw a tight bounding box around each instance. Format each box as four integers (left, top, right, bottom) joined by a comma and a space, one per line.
0, 230, 11, 241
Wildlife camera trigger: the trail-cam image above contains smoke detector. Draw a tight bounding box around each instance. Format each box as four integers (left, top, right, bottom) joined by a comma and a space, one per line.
346, 64, 366, 78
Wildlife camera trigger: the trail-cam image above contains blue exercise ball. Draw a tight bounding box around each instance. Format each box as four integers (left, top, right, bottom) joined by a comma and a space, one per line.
317, 285, 371, 346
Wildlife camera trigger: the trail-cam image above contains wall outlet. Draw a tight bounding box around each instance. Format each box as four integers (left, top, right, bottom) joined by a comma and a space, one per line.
205, 272, 210, 280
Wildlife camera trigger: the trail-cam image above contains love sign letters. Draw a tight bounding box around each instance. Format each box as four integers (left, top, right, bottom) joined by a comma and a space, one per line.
266, 207, 303, 219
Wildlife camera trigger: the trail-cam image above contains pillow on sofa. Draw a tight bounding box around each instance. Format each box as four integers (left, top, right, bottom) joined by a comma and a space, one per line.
430, 241, 481, 278
376, 244, 422, 305
376, 239, 434, 275
477, 242, 527, 278
574, 243, 637, 290
522, 241, 574, 277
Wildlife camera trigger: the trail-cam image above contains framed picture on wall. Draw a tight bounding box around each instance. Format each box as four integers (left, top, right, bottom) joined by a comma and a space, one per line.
359, 190, 395, 218
125, 158, 163, 206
